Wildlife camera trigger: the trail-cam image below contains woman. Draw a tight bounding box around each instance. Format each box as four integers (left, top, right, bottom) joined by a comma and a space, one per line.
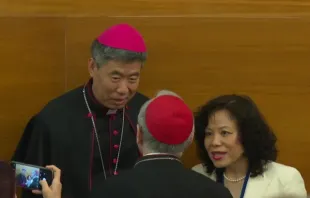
192, 94, 307, 198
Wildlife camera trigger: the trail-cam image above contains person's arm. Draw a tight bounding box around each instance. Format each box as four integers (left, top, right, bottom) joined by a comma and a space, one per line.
32, 165, 62, 198
12, 115, 51, 198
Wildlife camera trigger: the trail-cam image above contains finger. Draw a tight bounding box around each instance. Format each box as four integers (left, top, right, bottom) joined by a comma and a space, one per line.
31, 190, 42, 195
46, 165, 61, 180
40, 179, 49, 189
45, 165, 61, 173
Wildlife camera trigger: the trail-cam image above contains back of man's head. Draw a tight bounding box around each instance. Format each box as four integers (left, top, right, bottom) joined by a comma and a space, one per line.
137, 90, 194, 156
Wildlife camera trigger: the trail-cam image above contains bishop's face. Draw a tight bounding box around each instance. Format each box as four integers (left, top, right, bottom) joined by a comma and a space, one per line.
88, 58, 142, 109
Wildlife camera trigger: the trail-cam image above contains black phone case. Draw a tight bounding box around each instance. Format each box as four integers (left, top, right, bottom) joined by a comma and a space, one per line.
10, 161, 54, 191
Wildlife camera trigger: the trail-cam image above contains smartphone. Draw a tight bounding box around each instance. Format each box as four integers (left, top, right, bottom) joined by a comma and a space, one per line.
10, 161, 54, 190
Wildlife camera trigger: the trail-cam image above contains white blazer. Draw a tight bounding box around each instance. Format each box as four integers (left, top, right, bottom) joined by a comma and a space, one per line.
192, 162, 307, 198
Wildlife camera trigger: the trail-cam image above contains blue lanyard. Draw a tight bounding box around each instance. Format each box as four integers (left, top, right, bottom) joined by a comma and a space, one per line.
218, 171, 250, 198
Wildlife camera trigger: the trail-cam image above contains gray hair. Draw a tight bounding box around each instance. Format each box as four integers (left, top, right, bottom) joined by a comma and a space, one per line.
91, 40, 147, 67
137, 90, 194, 154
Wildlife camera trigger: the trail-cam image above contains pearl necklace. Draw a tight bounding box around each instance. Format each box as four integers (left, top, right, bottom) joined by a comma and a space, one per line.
223, 173, 246, 182
82, 85, 125, 179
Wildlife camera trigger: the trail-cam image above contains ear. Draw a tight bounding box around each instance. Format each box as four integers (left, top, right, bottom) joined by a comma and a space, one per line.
88, 58, 97, 77
136, 124, 143, 146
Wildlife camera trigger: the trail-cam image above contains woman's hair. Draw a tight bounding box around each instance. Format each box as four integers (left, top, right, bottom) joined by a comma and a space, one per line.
194, 94, 278, 178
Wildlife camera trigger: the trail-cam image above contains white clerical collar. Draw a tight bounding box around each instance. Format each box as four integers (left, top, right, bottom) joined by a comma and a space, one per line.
106, 109, 117, 115
144, 152, 173, 156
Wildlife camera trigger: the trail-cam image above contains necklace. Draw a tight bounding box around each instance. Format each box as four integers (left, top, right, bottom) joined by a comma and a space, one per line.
223, 173, 246, 182
82, 85, 125, 179
219, 171, 250, 198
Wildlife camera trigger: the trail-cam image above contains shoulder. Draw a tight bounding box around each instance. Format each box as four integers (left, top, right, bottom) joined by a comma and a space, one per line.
27, 86, 83, 129
265, 162, 307, 195
191, 163, 216, 180
39, 86, 83, 117
192, 163, 205, 173
266, 161, 304, 180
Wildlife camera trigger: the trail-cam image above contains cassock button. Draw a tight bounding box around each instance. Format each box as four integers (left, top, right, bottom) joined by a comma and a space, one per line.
113, 171, 118, 175
113, 130, 119, 136
113, 144, 119, 149
113, 158, 118, 164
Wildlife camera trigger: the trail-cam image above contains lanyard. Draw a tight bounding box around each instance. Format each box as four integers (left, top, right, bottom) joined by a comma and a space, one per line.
218, 171, 250, 198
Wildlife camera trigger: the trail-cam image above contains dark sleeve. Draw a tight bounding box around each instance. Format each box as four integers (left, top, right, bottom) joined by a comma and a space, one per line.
11, 115, 51, 198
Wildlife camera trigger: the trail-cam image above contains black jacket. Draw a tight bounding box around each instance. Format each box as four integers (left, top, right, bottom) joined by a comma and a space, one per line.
91, 154, 233, 198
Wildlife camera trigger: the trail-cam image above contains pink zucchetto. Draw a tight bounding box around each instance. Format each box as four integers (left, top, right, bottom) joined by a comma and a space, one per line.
96, 23, 147, 53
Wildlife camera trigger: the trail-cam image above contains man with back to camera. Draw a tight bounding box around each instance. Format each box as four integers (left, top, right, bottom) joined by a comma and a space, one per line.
90, 90, 233, 198
12, 23, 149, 198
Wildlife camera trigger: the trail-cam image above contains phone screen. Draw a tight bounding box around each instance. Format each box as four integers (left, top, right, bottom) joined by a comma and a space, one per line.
10, 161, 53, 190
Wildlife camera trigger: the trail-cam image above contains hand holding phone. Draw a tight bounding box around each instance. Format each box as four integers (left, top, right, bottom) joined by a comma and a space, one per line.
10, 161, 54, 191
32, 165, 62, 198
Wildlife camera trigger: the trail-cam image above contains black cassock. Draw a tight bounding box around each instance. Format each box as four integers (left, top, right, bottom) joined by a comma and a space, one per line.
90, 154, 233, 198
12, 79, 149, 198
